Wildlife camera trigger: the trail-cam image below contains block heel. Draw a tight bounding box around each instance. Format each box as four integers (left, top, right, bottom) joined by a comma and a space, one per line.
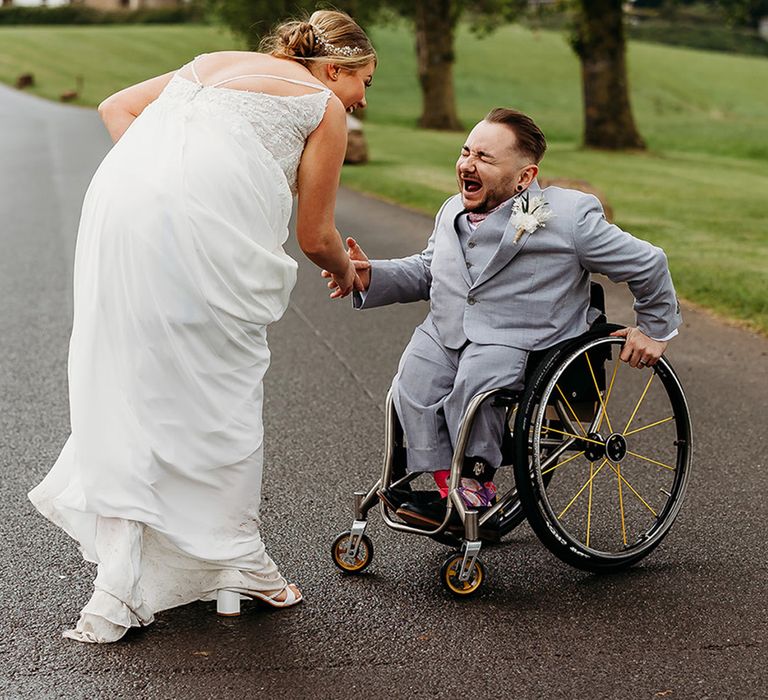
216, 589, 241, 616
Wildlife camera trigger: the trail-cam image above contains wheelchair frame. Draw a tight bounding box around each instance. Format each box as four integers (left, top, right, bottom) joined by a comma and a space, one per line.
331, 300, 692, 596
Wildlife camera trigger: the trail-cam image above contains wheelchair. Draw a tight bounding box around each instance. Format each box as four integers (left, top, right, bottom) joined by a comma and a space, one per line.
331, 284, 692, 596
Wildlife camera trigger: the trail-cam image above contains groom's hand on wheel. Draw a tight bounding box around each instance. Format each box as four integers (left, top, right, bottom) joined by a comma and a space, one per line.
610, 326, 668, 369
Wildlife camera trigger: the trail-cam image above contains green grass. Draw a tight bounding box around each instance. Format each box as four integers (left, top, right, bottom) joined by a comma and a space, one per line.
364, 24, 768, 160
0, 25, 237, 105
1, 23, 766, 333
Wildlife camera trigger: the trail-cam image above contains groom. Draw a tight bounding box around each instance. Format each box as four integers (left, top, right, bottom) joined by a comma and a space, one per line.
324, 107, 681, 527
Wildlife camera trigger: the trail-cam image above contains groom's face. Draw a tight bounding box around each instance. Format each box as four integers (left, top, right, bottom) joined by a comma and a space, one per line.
456, 121, 524, 212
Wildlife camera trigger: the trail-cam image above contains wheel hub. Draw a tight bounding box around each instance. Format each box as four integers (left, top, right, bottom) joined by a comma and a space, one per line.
605, 432, 627, 463
584, 432, 605, 461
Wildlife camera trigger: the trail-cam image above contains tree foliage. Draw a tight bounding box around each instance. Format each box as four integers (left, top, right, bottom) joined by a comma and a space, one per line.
205, 0, 378, 50
632, 0, 768, 27
379, 0, 525, 31
717, 0, 768, 28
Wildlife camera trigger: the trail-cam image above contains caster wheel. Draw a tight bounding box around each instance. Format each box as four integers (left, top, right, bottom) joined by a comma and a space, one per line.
331, 530, 374, 573
440, 550, 486, 597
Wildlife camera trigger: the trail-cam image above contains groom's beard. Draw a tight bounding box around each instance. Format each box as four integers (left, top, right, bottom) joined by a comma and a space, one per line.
460, 175, 517, 213
465, 188, 516, 213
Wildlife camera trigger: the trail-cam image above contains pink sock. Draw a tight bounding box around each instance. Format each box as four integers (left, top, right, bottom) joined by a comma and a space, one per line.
433, 470, 450, 498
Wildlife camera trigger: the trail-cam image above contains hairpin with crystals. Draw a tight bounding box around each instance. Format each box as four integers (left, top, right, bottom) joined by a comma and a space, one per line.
312, 26, 365, 57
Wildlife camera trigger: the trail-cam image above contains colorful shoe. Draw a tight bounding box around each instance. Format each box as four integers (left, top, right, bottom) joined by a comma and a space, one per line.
457, 477, 497, 508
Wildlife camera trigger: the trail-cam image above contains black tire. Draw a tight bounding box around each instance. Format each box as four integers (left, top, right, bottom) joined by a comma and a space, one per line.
513, 326, 692, 573
331, 531, 374, 574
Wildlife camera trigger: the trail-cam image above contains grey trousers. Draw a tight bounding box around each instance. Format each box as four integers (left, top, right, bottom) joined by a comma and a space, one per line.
391, 319, 528, 473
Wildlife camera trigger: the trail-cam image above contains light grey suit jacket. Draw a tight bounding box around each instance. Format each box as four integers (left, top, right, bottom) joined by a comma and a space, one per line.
354, 180, 681, 351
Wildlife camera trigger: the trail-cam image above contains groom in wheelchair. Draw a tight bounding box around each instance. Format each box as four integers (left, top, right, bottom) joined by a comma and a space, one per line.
325, 107, 681, 536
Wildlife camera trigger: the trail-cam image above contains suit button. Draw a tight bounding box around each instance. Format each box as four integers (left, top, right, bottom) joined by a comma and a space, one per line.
467, 240, 476, 248
467, 296, 477, 305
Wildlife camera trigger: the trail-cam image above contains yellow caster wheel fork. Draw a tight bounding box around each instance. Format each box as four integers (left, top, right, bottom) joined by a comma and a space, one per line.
440, 541, 486, 597
331, 520, 374, 573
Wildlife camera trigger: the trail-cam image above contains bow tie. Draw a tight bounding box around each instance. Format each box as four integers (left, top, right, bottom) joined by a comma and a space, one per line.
465, 199, 509, 226
467, 210, 492, 226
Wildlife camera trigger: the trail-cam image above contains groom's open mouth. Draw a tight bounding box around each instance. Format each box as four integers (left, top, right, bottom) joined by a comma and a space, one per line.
461, 175, 483, 196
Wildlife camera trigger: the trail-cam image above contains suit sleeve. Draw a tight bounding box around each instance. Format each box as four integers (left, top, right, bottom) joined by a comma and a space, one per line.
572, 194, 682, 339
352, 199, 447, 310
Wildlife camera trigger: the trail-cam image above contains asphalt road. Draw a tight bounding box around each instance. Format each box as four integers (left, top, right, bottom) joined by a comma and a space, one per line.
1, 84, 766, 699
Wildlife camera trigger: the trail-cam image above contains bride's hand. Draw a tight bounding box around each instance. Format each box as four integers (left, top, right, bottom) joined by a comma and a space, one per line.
322, 238, 370, 299
328, 259, 358, 299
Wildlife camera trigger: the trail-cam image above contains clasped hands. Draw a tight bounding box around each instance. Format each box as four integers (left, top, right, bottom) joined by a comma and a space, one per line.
321, 237, 371, 299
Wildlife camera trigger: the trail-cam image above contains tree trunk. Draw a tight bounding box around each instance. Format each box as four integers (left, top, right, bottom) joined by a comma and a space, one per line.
414, 0, 463, 131
573, 0, 645, 150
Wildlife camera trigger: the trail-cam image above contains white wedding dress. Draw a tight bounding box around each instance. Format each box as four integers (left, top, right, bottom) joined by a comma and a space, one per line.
29, 59, 331, 642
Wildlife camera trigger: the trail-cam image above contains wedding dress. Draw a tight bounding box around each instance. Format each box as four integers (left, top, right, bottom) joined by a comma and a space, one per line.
28, 58, 331, 642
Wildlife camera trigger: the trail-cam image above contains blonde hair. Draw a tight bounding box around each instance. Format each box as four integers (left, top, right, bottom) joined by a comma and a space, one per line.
261, 10, 376, 70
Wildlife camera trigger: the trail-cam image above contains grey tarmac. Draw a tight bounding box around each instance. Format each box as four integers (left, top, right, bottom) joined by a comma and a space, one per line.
1, 85, 766, 700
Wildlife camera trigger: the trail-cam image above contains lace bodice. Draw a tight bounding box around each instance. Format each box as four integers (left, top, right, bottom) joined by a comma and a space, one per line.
154, 72, 330, 194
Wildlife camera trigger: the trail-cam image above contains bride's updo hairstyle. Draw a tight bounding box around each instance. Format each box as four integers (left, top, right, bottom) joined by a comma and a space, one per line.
261, 10, 376, 70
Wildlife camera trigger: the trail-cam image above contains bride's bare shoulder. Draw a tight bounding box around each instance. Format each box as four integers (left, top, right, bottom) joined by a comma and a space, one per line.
189, 50, 257, 70
198, 50, 257, 61
194, 51, 287, 72
190, 51, 316, 81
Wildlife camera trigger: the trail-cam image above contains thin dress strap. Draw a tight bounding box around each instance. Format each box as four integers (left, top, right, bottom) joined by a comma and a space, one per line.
189, 55, 203, 85
211, 73, 330, 92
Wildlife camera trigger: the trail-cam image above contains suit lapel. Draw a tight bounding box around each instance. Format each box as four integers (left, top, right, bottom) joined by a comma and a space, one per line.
450, 208, 473, 288
472, 180, 543, 289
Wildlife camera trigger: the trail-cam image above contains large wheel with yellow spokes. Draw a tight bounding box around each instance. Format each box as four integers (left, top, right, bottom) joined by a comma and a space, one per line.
514, 326, 692, 573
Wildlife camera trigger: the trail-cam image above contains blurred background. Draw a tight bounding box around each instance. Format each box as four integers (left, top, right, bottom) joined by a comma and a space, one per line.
1, 0, 766, 336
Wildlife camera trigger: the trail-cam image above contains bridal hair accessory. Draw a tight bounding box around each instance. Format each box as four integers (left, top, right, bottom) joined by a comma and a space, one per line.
312, 25, 365, 57
511, 193, 554, 244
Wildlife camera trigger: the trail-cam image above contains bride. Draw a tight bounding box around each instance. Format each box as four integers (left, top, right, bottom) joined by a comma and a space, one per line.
28, 10, 375, 643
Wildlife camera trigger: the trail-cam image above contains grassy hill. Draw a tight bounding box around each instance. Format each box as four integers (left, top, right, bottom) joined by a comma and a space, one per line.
0, 25, 237, 105
1, 23, 765, 333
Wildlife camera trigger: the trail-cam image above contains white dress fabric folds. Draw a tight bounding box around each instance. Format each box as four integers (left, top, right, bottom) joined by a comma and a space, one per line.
29, 69, 330, 642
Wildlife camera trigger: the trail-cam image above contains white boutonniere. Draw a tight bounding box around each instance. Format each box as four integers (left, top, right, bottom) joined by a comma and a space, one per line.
511, 193, 554, 244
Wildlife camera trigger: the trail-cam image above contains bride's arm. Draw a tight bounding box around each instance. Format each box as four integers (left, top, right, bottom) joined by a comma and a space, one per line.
295, 97, 356, 290
98, 70, 176, 143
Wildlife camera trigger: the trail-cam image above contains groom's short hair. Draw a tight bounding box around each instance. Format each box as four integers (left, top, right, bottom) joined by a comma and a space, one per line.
485, 108, 547, 163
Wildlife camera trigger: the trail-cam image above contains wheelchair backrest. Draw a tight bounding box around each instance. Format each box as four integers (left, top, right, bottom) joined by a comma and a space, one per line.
523, 281, 609, 408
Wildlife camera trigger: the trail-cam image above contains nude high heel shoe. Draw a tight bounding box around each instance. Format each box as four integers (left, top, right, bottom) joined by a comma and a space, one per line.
216, 584, 303, 616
